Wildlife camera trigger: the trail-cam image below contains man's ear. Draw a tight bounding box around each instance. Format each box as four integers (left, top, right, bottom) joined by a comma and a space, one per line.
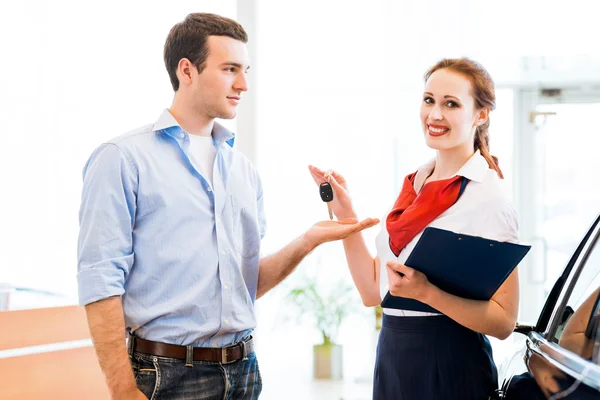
176, 58, 195, 87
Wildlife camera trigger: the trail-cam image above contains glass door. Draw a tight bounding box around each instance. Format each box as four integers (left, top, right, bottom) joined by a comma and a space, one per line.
516, 88, 600, 323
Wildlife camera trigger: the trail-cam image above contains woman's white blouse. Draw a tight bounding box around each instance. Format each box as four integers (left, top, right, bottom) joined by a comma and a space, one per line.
376, 151, 519, 317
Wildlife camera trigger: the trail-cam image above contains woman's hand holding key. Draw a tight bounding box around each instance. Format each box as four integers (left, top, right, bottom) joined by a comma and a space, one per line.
308, 165, 356, 220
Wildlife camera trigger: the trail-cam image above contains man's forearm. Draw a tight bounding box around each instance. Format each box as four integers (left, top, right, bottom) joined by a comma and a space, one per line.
256, 234, 314, 299
85, 296, 138, 398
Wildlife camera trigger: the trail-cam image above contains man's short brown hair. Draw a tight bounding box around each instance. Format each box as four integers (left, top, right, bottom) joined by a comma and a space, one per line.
164, 13, 248, 91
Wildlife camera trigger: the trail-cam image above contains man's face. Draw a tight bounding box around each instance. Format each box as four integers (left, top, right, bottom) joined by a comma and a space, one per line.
190, 35, 250, 120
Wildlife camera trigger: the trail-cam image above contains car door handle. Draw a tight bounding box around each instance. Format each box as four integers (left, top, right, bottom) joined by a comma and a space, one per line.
514, 323, 535, 335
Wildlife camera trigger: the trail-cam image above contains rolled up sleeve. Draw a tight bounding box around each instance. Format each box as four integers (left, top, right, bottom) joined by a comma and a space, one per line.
77, 143, 138, 306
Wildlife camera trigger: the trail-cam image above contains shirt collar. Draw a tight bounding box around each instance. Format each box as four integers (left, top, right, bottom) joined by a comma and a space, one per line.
152, 108, 180, 131
152, 109, 236, 147
414, 150, 489, 190
456, 150, 489, 183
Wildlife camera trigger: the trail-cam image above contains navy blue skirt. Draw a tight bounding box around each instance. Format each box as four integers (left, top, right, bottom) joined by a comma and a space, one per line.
374, 314, 498, 400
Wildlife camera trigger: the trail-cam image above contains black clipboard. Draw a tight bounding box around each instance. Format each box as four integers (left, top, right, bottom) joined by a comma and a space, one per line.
381, 227, 531, 313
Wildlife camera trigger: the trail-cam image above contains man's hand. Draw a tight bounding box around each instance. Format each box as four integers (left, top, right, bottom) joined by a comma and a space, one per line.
114, 387, 148, 400
132, 389, 149, 400
256, 217, 379, 298
303, 217, 379, 250
528, 352, 563, 398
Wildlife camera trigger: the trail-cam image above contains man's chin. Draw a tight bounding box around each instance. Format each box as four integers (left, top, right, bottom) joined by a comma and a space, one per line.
217, 111, 236, 120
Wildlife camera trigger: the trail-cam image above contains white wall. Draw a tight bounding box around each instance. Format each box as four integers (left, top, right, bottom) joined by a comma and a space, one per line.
2, 0, 599, 306
0, 1, 236, 301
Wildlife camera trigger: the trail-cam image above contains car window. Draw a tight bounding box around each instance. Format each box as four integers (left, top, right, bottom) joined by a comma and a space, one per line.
551, 230, 600, 360
534, 216, 600, 337
590, 292, 600, 365
502, 220, 600, 399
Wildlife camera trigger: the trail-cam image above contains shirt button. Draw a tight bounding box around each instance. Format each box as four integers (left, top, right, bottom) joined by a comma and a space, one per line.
221, 250, 227, 256
179, 133, 185, 138
224, 319, 229, 325
224, 284, 229, 290
207, 187, 212, 192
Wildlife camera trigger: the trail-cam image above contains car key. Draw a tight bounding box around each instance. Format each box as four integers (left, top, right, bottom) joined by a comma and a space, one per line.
319, 181, 334, 220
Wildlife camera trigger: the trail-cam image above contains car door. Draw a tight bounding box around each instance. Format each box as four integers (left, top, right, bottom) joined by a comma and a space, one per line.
496, 214, 600, 399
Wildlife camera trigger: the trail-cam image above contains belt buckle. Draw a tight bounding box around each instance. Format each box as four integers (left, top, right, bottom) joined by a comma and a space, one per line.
221, 339, 247, 365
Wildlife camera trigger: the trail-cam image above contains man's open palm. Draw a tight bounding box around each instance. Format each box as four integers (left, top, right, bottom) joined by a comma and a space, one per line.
305, 217, 379, 247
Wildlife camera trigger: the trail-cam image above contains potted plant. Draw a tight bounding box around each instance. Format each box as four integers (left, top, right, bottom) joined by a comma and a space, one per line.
286, 278, 357, 380
375, 305, 383, 330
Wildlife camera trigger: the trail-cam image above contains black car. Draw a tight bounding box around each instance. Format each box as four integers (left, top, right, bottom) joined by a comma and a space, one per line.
491, 214, 600, 399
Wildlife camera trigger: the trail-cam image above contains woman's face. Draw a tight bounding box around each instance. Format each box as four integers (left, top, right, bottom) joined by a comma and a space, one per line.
420, 68, 488, 152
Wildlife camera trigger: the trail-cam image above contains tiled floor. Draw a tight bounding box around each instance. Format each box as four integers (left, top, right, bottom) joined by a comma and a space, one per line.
261, 372, 372, 400
255, 310, 377, 400
253, 320, 526, 400
254, 321, 377, 400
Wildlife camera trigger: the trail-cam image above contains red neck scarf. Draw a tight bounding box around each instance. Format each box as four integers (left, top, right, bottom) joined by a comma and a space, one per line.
386, 173, 469, 256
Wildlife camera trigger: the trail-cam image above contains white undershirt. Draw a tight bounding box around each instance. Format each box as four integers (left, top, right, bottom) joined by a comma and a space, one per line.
188, 134, 217, 186
376, 151, 519, 317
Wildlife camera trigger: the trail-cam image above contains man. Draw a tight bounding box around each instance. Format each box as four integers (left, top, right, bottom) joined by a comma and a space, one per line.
77, 13, 377, 399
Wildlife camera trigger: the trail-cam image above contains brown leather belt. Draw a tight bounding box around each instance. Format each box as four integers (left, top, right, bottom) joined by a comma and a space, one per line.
128, 334, 254, 365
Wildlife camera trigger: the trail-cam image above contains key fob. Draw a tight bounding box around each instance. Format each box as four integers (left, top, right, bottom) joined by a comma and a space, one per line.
319, 182, 334, 202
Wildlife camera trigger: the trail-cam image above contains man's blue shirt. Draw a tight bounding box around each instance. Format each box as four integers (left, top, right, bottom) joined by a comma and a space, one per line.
77, 109, 266, 347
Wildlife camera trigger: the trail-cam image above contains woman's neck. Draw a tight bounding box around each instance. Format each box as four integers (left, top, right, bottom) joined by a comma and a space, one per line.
429, 146, 474, 181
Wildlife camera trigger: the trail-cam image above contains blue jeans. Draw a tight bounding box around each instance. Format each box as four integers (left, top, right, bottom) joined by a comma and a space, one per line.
130, 351, 262, 400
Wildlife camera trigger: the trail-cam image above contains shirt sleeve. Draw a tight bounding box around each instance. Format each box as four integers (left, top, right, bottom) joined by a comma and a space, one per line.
480, 198, 520, 244
255, 173, 267, 240
77, 143, 138, 306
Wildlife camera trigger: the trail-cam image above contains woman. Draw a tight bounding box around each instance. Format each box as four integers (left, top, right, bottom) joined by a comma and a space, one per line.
309, 58, 520, 399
